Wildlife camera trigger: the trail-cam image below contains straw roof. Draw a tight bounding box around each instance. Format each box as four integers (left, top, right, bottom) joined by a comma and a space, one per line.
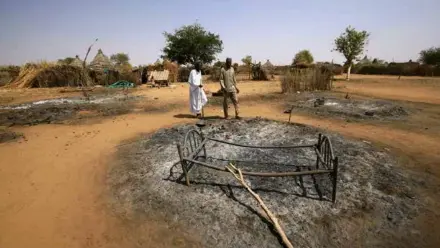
8, 64, 92, 88
70, 55, 83, 68
262, 59, 274, 70
89, 49, 113, 72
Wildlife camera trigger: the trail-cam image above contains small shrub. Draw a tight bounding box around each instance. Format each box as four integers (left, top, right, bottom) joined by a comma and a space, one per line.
0, 71, 12, 86
202, 66, 212, 75
209, 66, 222, 81
0, 66, 20, 86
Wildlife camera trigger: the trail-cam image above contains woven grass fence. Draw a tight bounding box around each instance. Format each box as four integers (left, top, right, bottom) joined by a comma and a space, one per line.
281, 68, 332, 93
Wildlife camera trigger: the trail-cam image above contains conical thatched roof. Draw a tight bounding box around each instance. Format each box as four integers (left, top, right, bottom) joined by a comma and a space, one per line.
89, 49, 112, 72
262, 59, 274, 69
70, 55, 83, 68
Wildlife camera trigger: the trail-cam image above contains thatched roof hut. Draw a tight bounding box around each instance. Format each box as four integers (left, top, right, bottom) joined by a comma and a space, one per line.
257, 59, 274, 80
262, 59, 274, 70
251, 62, 270, 80
70, 55, 83, 68
89, 49, 113, 72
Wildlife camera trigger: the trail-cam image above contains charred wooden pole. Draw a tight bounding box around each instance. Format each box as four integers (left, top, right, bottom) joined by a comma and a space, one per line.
288, 105, 294, 123
83, 38, 98, 69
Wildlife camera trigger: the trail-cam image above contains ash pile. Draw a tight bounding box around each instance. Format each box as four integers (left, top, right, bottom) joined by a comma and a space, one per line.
287, 93, 409, 121
0, 94, 142, 126
109, 118, 425, 248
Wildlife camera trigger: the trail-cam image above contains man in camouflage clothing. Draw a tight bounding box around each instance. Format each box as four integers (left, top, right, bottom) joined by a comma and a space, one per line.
220, 58, 240, 119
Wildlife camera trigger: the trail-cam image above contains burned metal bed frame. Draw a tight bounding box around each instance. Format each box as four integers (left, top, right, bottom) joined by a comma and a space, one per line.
176, 129, 339, 203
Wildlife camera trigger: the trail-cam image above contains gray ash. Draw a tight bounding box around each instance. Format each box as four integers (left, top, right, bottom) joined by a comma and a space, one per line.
0, 94, 142, 126
286, 93, 409, 121
109, 118, 424, 248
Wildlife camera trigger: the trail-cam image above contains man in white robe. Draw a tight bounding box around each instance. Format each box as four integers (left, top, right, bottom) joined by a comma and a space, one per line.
188, 62, 208, 118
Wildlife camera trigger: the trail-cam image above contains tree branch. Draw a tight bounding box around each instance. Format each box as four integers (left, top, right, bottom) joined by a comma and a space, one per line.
225, 163, 294, 248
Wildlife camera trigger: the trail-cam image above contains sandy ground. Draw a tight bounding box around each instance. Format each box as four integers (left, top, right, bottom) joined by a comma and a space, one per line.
333, 74, 440, 104
1, 76, 440, 247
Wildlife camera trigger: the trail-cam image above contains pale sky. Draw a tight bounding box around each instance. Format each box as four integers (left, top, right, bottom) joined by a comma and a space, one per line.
0, 0, 439, 66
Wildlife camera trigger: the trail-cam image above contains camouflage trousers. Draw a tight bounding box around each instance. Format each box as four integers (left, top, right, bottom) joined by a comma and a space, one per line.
223, 91, 239, 118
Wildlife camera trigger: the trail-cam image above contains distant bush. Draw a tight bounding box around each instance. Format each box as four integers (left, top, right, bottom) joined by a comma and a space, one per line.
353, 63, 440, 76
233, 63, 239, 72
0, 65, 20, 86
178, 67, 191, 82
316, 63, 343, 75
273, 65, 290, 75
201, 66, 212, 75
0, 71, 12, 86
293, 50, 314, 65
209, 66, 222, 81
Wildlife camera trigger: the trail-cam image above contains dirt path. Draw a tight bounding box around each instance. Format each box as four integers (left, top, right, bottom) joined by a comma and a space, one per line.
333, 75, 440, 104
0, 112, 203, 248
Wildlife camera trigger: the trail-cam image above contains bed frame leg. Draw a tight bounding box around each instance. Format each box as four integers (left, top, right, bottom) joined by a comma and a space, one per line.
315, 133, 322, 170
177, 144, 190, 186
331, 157, 338, 203
200, 134, 207, 159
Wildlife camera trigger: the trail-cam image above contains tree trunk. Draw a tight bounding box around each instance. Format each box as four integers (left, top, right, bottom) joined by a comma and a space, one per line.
346, 64, 352, 81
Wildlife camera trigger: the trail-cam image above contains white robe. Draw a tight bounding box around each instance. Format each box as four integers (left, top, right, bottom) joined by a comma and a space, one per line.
188, 69, 208, 114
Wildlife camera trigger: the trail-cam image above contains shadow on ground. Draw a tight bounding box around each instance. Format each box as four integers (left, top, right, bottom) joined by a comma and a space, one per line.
173, 114, 223, 120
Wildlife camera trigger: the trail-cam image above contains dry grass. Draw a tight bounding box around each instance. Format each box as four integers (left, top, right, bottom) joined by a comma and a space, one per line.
334, 74, 440, 84
8, 63, 92, 88
281, 68, 332, 93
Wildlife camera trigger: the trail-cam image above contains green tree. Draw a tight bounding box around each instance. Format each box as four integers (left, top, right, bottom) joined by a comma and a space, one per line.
110, 53, 130, 66
419, 47, 440, 65
162, 23, 223, 65
334, 26, 370, 80
292, 50, 314, 65
58, 57, 75, 65
241, 55, 253, 79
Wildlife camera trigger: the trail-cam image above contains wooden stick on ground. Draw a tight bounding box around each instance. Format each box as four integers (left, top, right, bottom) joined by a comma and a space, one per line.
225, 163, 294, 248
288, 105, 294, 123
